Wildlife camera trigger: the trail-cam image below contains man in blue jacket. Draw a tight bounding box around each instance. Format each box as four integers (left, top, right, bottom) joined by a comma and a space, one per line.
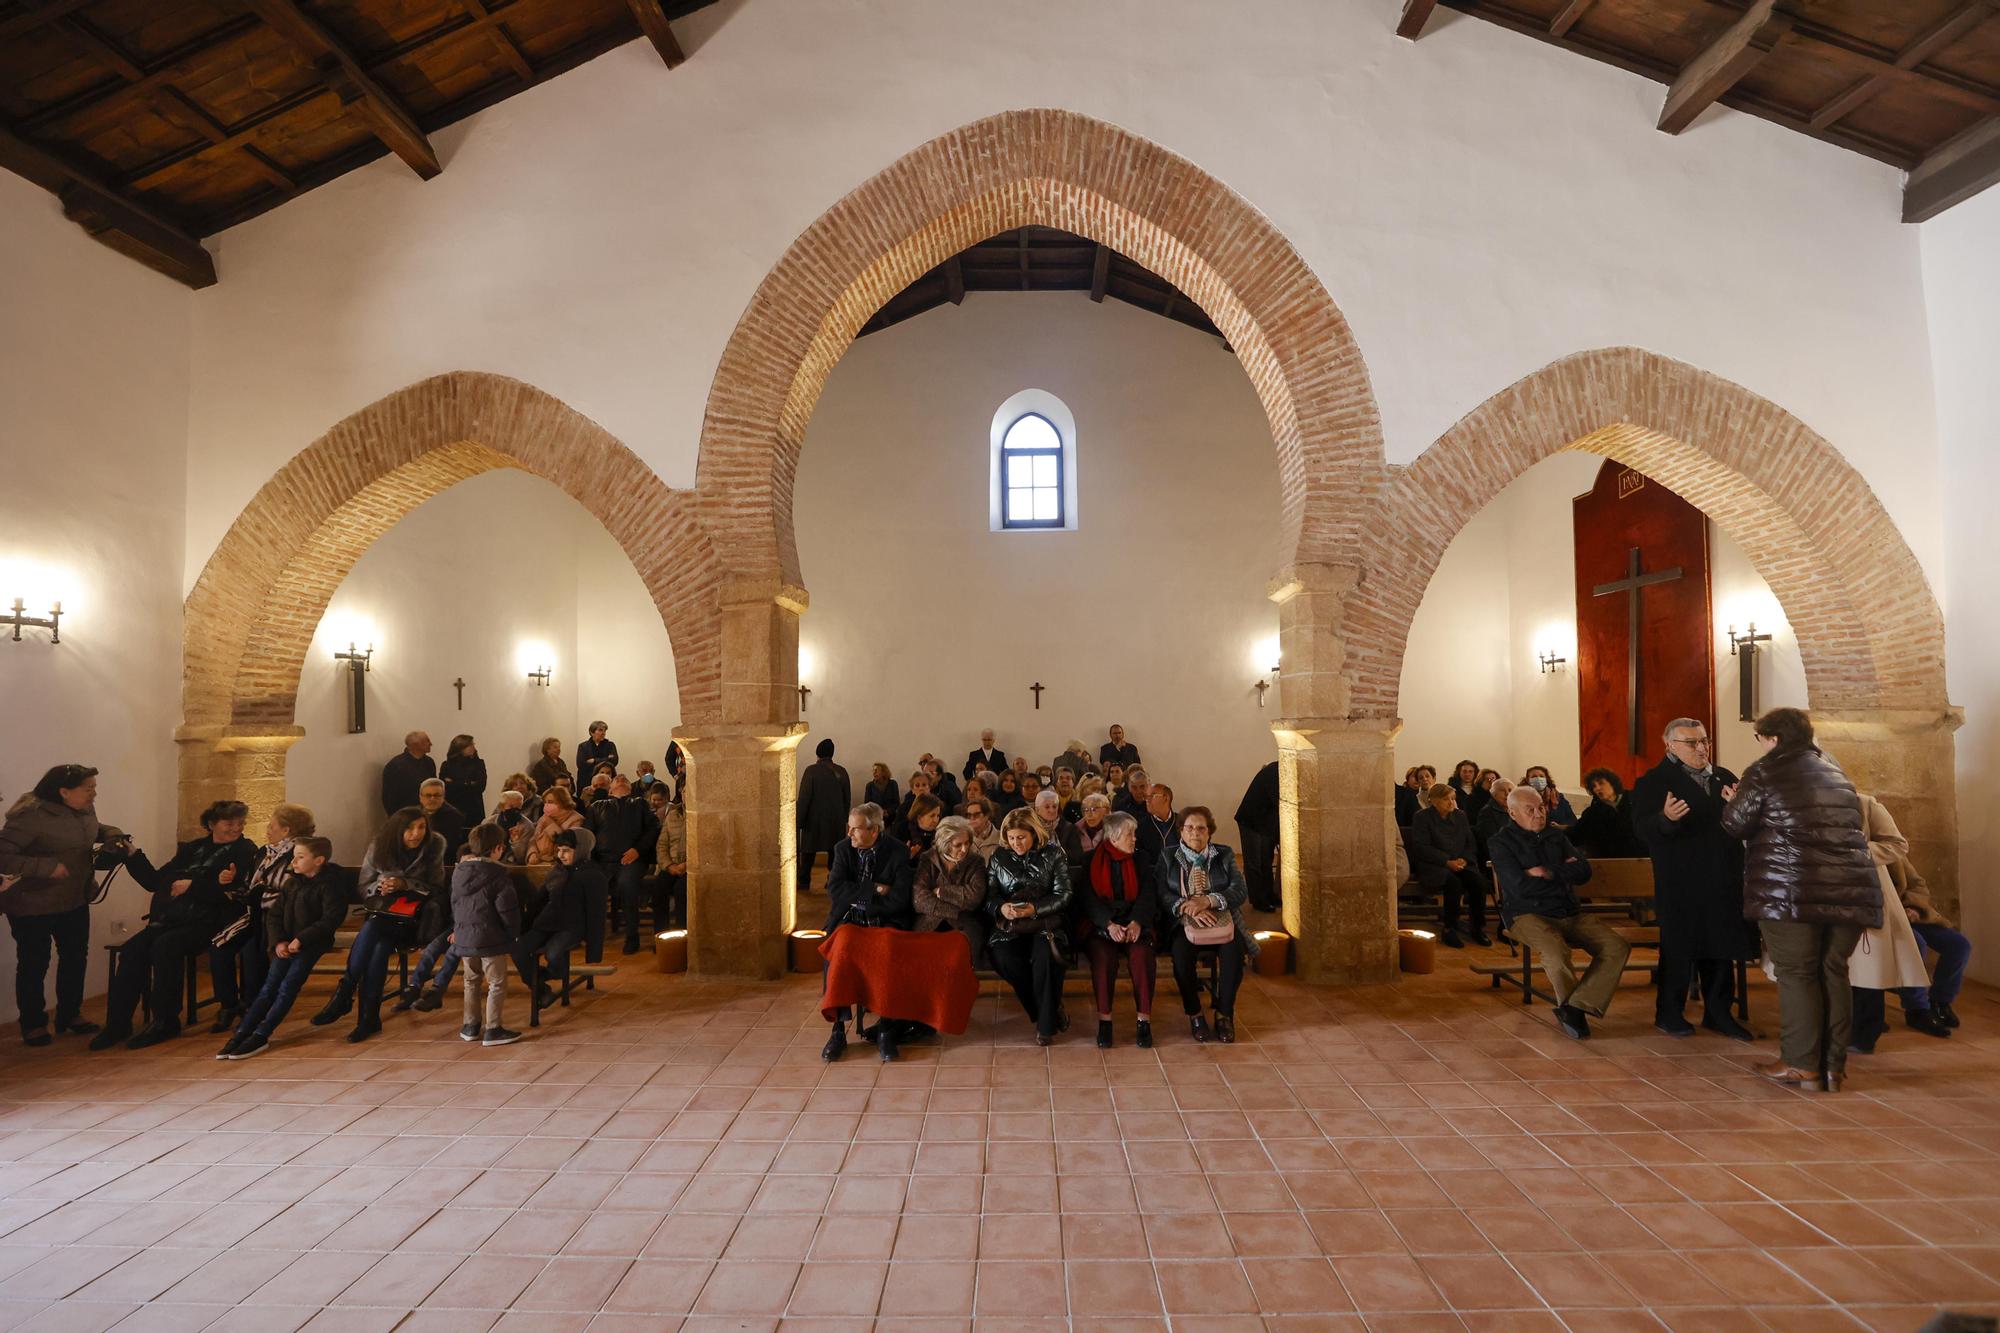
1490, 786, 1629, 1040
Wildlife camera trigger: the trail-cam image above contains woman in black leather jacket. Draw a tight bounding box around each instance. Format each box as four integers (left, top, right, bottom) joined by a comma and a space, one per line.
985, 807, 1072, 1045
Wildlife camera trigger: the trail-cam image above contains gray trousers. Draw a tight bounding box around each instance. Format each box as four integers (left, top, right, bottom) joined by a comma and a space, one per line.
1507, 913, 1632, 1016
1761, 920, 1862, 1075
461, 954, 508, 1033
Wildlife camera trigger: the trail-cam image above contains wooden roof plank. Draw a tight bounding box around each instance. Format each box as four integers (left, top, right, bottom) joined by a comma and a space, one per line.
1812, 1, 1997, 129
0, 122, 215, 286
1550, 0, 1598, 38
1398, 0, 1441, 39
246, 0, 442, 179
1658, 0, 1797, 135
627, 0, 686, 67
1904, 113, 2000, 218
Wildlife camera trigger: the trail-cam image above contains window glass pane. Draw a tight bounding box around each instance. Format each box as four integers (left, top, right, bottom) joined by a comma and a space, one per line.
1033, 488, 1058, 522
1007, 455, 1034, 488
1032, 454, 1057, 488
1007, 489, 1033, 523
1004, 414, 1060, 453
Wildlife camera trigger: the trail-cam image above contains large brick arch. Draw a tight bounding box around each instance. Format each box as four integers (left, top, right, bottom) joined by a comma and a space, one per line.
182, 372, 722, 735
693, 107, 1384, 586
1347, 347, 1948, 717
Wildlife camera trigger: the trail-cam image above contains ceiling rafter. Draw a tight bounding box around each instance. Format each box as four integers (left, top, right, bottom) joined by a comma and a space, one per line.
0, 122, 214, 286
1658, 0, 1797, 135
627, 0, 687, 67
245, 0, 442, 179
1810, 2, 1998, 131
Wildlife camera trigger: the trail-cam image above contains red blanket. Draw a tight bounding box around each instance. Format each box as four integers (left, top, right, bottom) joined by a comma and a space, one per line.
819, 926, 979, 1035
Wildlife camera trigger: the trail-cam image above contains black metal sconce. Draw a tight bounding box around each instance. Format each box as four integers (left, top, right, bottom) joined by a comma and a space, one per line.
333, 642, 372, 734
6, 598, 61, 643
1538, 651, 1566, 674
1728, 623, 1773, 722
527, 664, 553, 687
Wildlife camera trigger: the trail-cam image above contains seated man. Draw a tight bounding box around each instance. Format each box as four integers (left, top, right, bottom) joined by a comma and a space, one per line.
820, 803, 914, 1062
1897, 849, 1972, 1034
1408, 783, 1490, 948
513, 829, 603, 1008
1489, 785, 1629, 1040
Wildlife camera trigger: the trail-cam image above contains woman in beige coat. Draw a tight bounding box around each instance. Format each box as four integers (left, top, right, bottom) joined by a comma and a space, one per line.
1849, 794, 1949, 1049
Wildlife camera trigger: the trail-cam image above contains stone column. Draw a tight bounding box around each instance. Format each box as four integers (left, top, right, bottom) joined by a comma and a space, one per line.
174, 725, 305, 840
1267, 562, 1400, 984
1815, 707, 1963, 918
672, 723, 809, 981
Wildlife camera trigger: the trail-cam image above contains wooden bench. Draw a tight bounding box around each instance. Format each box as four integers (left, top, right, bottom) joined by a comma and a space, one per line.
101, 941, 209, 1029
1471, 858, 1749, 1019
524, 957, 616, 1027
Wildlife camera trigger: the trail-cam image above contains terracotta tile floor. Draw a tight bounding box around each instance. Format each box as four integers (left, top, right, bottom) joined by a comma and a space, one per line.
2, 943, 1997, 1331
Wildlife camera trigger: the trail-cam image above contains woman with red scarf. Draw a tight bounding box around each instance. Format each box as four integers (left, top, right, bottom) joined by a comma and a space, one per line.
1083, 811, 1157, 1048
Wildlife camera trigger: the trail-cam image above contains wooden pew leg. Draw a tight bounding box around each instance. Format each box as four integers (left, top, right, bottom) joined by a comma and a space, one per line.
1520, 945, 1535, 1005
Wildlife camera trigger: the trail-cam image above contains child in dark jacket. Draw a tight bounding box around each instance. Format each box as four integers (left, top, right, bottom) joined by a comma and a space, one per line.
449, 823, 521, 1046
513, 827, 605, 1010
218, 838, 351, 1059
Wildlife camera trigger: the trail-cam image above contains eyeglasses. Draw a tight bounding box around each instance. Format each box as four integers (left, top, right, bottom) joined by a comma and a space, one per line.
1669, 736, 1711, 748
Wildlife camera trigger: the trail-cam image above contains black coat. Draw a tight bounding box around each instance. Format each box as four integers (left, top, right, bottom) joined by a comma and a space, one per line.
1629, 757, 1758, 961
1235, 762, 1280, 839
1721, 745, 1881, 929
448, 859, 520, 959
985, 843, 1072, 949
1394, 784, 1420, 828
1573, 796, 1644, 859
1406, 806, 1478, 890
136, 836, 260, 932
824, 836, 914, 931
1488, 822, 1592, 925
381, 751, 436, 816
1080, 843, 1158, 938
963, 748, 1007, 781
575, 737, 619, 779
1449, 778, 1490, 824
1135, 812, 1179, 874
266, 866, 353, 958
441, 754, 487, 823
797, 759, 852, 857
1099, 741, 1141, 767
588, 794, 649, 863
864, 779, 900, 815
424, 803, 468, 862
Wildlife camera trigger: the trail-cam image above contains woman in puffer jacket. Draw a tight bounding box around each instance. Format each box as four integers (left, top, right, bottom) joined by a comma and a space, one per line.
0, 765, 128, 1046
1721, 707, 1881, 1092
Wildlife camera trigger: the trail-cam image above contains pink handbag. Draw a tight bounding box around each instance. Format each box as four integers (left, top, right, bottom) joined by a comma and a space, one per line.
1177, 861, 1236, 946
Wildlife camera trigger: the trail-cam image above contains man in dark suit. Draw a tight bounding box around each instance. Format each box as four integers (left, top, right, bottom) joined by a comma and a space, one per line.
796, 738, 852, 894
381, 731, 435, 815
1135, 782, 1180, 872
1099, 724, 1141, 768
964, 730, 1007, 782
1629, 716, 1756, 1040
820, 802, 914, 1062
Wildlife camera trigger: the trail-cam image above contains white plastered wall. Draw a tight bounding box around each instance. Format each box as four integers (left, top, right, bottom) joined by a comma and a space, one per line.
794, 294, 1281, 847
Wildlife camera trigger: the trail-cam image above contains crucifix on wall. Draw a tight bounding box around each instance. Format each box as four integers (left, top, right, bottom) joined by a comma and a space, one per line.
453, 677, 465, 710
1030, 681, 1044, 710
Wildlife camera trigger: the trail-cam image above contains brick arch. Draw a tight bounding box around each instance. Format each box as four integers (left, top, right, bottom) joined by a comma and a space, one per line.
1347, 347, 1947, 717
693, 107, 1384, 586
182, 372, 722, 735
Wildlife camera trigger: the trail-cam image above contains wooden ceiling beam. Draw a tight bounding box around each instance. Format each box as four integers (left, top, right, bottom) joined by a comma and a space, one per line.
1658, 0, 1796, 135
19, 14, 264, 134
246, 0, 441, 179
1811, 2, 1997, 131
121, 86, 325, 191
943, 254, 965, 305
1089, 244, 1110, 302
458, 0, 535, 83
1549, 0, 1597, 38
0, 0, 98, 43
1707, 0, 2000, 118
1397, 0, 1441, 39
0, 124, 215, 286
627, 0, 687, 68
1904, 115, 2000, 221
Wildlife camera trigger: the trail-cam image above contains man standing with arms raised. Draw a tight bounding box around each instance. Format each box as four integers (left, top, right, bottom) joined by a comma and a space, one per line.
1629, 718, 1757, 1040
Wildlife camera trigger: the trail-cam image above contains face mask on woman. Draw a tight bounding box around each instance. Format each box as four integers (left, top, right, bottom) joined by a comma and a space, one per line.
1527, 775, 1549, 792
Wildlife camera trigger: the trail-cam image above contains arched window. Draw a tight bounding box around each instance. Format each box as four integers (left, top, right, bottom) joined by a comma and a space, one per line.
989, 390, 1078, 533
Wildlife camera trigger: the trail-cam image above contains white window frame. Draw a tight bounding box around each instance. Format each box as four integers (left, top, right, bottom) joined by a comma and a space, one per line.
989, 388, 1078, 534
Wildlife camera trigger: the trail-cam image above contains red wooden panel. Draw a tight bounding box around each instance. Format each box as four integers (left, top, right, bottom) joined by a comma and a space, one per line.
1573, 459, 1715, 787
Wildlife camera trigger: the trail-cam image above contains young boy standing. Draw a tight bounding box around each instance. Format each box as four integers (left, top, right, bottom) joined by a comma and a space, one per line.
449, 823, 522, 1046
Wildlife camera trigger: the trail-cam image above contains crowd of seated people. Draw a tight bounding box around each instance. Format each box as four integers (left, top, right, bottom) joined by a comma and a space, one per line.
0, 721, 689, 1055
807, 725, 1275, 1061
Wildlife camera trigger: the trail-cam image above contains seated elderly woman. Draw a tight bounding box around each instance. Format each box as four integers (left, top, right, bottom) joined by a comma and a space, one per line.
898, 794, 944, 860
913, 815, 988, 965
1408, 783, 1491, 948
820, 803, 915, 1062
986, 807, 1074, 1045
1157, 806, 1256, 1044
1067, 792, 1113, 886
526, 786, 585, 865
1083, 811, 1157, 1049
864, 763, 900, 816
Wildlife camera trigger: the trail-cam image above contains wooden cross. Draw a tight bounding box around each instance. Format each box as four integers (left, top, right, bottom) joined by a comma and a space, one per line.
452, 677, 465, 710
1592, 546, 1684, 755
797, 683, 810, 712
1031, 682, 1044, 710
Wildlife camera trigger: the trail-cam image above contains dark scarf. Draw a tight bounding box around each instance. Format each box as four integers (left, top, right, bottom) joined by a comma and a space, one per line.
1089, 840, 1138, 901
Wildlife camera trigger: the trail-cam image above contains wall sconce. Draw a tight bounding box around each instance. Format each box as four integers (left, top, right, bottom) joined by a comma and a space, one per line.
5, 598, 61, 644
1254, 662, 1280, 707
1538, 651, 1567, 674
1728, 622, 1773, 722
333, 642, 372, 734
526, 664, 553, 687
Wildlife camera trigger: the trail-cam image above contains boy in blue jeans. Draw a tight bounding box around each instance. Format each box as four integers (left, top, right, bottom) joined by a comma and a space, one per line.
217, 838, 349, 1059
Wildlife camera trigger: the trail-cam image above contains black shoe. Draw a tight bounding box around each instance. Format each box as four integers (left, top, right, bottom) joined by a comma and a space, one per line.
1056, 1005, 1071, 1034
482, 1028, 523, 1047
346, 1014, 380, 1044
216, 1033, 245, 1059
391, 991, 417, 1014
820, 1025, 847, 1062
1440, 929, 1466, 949
1555, 1005, 1590, 1040
622, 936, 642, 956
1702, 1013, 1755, 1043
534, 985, 557, 1011
60, 1020, 99, 1037
1655, 1014, 1696, 1038
1214, 1014, 1236, 1044
310, 978, 355, 1027
1135, 1020, 1153, 1050
1468, 930, 1493, 947
1937, 1001, 1961, 1030
1849, 1027, 1881, 1056
209, 1007, 240, 1034
460, 1022, 481, 1042
877, 1025, 899, 1062
22, 1031, 51, 1048
1189, 1016, 1210, 1043
228, 1033, 269, 1061
1034, 1032, 1053, 1046
412, 990, 443, 1013
1906, 1008, 1952, 1039
88, 1025, 131, 1051
1096, 1020, 1113, 1049
126, 1022, 180, 1050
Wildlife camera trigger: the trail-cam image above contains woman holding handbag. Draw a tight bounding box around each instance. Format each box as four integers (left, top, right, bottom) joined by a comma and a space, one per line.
313, 806, 444, 1043
1159, 805, 1256, 1044
985, 807, 1073, 1045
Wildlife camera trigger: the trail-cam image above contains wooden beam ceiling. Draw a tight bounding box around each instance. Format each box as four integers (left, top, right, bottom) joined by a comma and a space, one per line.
1549, 0, 1598, 39
627, 0, 688, 68
1658, 0, 1796, 135
1811, 2, 1997, 132
0, 124, 214, 286
245, 0, 443, 179
1397, 0, 1440, 40
1905, 116, 2000, 221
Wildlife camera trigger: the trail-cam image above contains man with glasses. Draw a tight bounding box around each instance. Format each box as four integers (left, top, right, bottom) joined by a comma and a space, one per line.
1630, 718, 1757, 1040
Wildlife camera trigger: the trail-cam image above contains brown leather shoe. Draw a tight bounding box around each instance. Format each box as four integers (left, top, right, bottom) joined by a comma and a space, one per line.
1755, 1060, 1820, 1087
1822, 1069, 1845, 1093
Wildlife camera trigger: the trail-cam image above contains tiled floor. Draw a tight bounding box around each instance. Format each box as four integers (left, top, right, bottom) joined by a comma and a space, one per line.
1, 938, 1996, 1332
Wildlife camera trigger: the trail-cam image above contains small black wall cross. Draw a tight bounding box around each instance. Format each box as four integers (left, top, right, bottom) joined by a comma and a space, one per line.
1031, 682, 1044, 710
453, 677, 465, 710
